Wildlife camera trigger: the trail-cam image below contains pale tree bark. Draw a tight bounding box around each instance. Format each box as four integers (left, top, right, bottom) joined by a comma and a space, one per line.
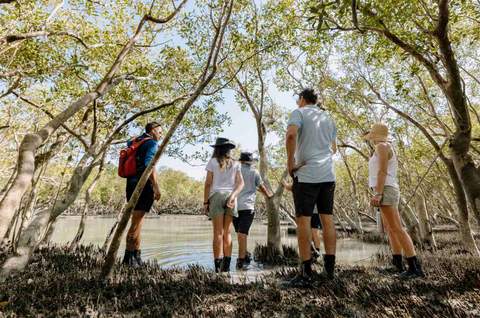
69, 156, 105, 251
415, 194, 436, 249
363, 78, 479, 255
0, 0, 188, 241
100, 0, 233, 279
356, 0, 480, 234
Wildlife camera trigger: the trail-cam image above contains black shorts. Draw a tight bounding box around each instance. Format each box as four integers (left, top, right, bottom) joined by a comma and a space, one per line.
233, 210, 255, 235
311, 213, 322, 229
126, 179, 154, 212
292, 178, 335, 217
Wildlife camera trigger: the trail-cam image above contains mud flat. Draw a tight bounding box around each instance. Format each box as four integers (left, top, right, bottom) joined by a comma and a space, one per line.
0, 236, 479, 317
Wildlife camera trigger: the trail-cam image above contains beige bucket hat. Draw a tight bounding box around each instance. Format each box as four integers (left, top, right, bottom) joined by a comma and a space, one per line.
363, 122, 389, 142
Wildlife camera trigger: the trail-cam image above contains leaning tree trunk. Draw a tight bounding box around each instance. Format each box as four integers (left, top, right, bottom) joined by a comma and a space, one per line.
100, 1, 233, 278
70, 160, 104, 251
0, 7, 181, 240
415, 194, 436, 250
0, 153, 99, 279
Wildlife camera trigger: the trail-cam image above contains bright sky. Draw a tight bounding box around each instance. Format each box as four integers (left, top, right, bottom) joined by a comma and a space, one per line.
159, 87, 296, 180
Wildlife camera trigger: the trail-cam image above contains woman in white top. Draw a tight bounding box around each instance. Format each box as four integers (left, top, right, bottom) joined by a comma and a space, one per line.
203, 137, 244, 273
364, 123, 424, 278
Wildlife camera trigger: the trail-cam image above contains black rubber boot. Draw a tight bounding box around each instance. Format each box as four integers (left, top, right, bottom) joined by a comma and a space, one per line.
392, 254, 404, 272
284, 259, 313, 288
236, 258, 245, 270
122, 250, 134, 266
133, 250, 143, 266
323, 254, 335, 279
214, 258, 223, 273
400, 256, 425, 279
245, 251, 252, 265
221, 256, 231, 272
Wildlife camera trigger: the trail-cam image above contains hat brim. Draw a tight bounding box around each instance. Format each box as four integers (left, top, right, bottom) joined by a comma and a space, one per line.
239, 158, 258, 162
363, 132, 388, 142
210, 143, 236, 149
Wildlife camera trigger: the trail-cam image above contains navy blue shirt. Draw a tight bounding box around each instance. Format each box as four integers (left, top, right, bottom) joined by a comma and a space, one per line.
127, 133, 158, 183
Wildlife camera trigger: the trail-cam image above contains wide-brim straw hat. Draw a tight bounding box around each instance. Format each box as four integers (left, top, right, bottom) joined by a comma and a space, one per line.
210, 137, 236, 149
363, 123, 389, 142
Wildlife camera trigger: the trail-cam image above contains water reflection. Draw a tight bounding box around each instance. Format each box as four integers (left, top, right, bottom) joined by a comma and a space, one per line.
51, 215, 384, 279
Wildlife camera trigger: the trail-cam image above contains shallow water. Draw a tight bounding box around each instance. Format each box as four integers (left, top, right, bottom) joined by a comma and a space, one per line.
51, 215, 384, 281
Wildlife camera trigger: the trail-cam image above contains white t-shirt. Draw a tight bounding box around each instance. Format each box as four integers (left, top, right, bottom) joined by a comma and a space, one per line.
206, 158, 241, 196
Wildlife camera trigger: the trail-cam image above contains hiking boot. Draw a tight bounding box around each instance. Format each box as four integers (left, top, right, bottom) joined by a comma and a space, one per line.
133, 250, 143, 266
323, 254, 335, 279
399, 256, 425, 279
379, 254, 404, 274
122, 250, 135, 266
236, 258, 245, 270
214, 258, 223, 273
221, 256, 231, 272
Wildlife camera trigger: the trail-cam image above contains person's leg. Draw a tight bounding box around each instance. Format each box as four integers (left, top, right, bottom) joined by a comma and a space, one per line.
319, 214, 336, 254
296, 216, 312, 261
382, 214, 403, 255
311, 214, 321, 250
381, 205, 424, 277
381, 212, 404, 272
126, 210, 146, 251
238, 233, 247, 259
317, 182, 336, 278
222, 214, 233, 272
381, 206, 415, 257
212, 214, 224, 272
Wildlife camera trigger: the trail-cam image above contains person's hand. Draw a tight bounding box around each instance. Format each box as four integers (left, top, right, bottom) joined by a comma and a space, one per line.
226, 195, 236, 209
282, 180, 293, 192
287, 159, 296, 178
203, 203, 209, 216
153, 187, 161, 201
370, 194, 382, 207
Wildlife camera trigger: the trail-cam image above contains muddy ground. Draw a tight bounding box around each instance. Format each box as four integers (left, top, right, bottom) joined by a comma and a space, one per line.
0, 235, 479, 317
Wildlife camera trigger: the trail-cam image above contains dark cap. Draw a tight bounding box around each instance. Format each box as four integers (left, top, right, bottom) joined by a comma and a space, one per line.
210, 137, 236, 149
239, 152, 256, 162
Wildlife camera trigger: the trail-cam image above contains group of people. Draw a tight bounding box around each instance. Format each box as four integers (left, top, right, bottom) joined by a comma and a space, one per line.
121, 88, 425, 287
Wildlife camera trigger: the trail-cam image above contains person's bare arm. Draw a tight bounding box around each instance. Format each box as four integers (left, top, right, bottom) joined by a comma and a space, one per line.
258, 184, 273, 198
286, 125, 298, 177
227, 170, 244, 208
203, 171, 213, 215
150, 170, 161, 201
331, 140, 337, 154
371, 143, 389, 206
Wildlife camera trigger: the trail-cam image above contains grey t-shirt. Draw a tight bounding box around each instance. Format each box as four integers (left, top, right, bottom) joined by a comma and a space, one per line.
237, 164, 263, 211
287, 105, 337, 183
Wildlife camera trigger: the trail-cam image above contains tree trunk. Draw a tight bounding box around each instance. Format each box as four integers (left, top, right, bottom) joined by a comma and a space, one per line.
100, 1, 233, 278
70, 163, 104, 251
415, 195, 436, 249
0, 154, 98, 279
445, 160, 479, 255
399, 198, 422, 246
0, 11, 164, 240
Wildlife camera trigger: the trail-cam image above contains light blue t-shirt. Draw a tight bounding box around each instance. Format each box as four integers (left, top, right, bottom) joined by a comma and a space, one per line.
237, 164, 263, 210
287, 105, 337, 183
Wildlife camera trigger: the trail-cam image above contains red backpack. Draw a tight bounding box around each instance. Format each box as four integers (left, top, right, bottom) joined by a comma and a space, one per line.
118, 137, 152, 178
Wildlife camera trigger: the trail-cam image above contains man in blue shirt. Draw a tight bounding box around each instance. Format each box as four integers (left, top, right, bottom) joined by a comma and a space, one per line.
285, 88, 338, 286
123, 122, 162, 266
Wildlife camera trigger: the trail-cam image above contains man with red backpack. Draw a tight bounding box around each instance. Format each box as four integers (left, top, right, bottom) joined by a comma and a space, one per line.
122, 122, 162, 266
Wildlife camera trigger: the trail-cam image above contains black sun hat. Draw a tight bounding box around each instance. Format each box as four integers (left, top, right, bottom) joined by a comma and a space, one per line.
210, 137, 236, 149
239, 152, 256, 162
